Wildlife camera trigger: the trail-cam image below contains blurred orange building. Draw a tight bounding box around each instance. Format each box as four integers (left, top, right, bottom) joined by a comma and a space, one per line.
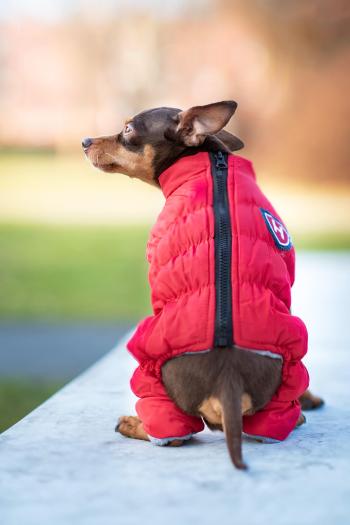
0, 0, 349, 182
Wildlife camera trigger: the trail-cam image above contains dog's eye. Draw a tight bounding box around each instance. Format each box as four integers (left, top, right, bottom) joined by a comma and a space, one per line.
124, 124, 133, 135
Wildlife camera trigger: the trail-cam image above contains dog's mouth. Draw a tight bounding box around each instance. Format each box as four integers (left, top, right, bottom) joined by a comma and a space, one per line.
93, 162, 119, 173
84, 150, 120, 173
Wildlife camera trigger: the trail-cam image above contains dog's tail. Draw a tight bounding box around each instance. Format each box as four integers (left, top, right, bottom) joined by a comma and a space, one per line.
220, 374, 247, 470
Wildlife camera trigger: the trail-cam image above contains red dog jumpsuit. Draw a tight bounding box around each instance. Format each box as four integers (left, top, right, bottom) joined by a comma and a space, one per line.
127, 151, 309, 444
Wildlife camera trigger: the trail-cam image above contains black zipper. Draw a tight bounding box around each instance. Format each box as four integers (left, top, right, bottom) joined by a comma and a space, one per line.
210, 151, 234, 348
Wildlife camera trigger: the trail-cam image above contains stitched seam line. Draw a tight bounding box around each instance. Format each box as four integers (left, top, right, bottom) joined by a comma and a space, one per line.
156, 283, 212, 308
155, 237, 211, 269
151, 203, 209, 244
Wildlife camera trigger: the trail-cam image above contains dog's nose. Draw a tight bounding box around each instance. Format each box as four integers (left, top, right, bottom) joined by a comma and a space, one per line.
82, 137, 93, 149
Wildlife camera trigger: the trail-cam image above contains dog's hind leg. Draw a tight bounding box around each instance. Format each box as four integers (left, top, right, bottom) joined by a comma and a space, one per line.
115, 415, 184, 446
299, 389, 325, 410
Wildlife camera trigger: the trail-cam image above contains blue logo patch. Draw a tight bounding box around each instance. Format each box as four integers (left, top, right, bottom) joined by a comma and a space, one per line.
260, 208, 292, 250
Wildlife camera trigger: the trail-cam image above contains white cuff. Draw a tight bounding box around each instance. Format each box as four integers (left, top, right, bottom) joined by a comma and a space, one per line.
148, 433, 194, 446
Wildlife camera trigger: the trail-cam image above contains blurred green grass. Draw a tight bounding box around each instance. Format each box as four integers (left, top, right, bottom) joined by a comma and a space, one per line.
295, 232, 350, 251
0, 379, 63, 433
0, 222, 152, 432
0, 223, 150, 321
0, 223, 349, 322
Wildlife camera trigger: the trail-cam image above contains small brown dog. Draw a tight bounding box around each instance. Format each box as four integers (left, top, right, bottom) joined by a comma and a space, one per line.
83, 102, 324, 469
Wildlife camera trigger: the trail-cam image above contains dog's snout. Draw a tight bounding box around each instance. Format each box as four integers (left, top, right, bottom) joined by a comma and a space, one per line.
82, 137, 93, 149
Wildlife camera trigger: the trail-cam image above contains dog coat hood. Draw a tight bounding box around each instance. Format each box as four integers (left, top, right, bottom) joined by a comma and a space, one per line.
127, 151, 309, 443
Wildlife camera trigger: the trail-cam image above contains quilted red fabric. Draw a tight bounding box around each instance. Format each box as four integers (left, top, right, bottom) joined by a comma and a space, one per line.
127, 152, 309, 442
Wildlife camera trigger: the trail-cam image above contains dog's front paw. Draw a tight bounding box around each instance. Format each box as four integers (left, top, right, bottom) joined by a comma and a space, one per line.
115, 415, 149, 441
115, 415, 141, 436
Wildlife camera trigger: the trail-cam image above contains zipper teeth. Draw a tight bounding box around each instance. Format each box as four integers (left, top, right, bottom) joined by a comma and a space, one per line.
211, 151, 233, 348
217, 178, 229, 329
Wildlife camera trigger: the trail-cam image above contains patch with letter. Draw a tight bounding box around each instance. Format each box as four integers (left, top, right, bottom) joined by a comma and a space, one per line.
260, 208, 292, 250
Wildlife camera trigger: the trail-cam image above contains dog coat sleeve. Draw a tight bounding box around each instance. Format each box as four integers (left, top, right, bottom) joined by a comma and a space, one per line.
243, 399, 301, 442
243, 359, 309, 441
130, 365, 204, 445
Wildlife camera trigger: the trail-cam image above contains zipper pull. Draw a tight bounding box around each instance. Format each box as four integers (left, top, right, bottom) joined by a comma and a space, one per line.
215, 151, 228, 169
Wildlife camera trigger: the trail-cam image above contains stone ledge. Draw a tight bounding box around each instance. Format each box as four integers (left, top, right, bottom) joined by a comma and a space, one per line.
1, 254, 350, 525
0, 332, 348, 525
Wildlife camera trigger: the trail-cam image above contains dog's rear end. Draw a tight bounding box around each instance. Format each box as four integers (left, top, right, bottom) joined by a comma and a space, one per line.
162, 347, 282, 469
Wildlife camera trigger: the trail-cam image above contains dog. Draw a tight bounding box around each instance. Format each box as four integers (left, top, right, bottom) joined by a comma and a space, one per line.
83, 101, 324, 469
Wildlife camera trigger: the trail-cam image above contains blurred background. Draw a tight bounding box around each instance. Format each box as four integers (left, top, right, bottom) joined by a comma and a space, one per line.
0, 0, 349, 432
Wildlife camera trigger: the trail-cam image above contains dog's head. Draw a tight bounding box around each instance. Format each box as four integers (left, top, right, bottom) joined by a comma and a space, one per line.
82, 101, 243, 185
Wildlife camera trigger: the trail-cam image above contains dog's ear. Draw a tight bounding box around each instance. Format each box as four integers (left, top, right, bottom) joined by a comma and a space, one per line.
215, 129, 244, 152
171, 101, 238, 147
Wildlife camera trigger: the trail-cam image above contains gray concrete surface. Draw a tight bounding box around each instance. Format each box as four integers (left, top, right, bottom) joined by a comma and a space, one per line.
0, 323, 131, 380
0, 252, 349, 524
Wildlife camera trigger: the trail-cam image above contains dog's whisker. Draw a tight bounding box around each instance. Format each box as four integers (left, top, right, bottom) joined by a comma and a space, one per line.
105, 152, 118, 164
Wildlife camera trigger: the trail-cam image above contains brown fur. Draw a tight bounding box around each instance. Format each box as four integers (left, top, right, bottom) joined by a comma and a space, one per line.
83, 101, 324, 469
162, 347, 283, 469
116, 416, 149, 441
162, 348, 282, 418
86, 136, 157, 184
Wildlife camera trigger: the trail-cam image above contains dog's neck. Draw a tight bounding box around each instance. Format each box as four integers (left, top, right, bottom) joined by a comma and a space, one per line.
154, 135, 230, 181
